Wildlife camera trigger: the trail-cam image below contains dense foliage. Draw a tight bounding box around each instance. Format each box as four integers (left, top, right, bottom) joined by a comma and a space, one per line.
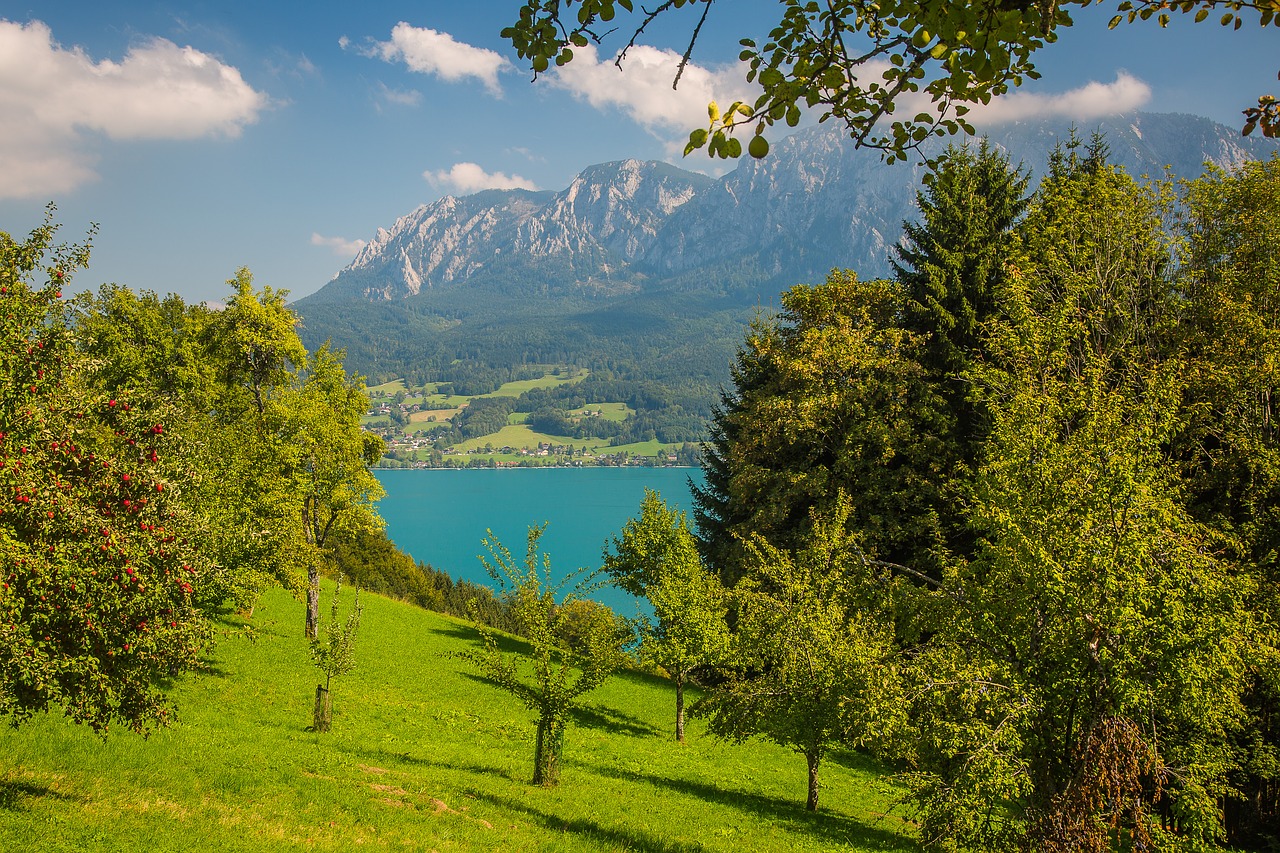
692, 145, 1280, 847
0, 213, 212, 733
1, 210, 385, 735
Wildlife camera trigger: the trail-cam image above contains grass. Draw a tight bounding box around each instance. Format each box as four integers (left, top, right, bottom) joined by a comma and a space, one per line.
0, 584, 918, 852
479, 372, 586, 398
367, 379, 407, 395
451, 425, 610, 454
570, 403, 633, 423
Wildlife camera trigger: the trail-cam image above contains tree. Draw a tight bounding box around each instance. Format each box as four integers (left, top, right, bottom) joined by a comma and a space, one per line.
1172, 154, 1280, 846
200, 270, 318, 614
692, 271, 946, 584
901, 146, 1254, 850
894, 140, 1030, 392
464, 525, 628, 785
309, 574, 362, 733
286, 345, 385, 639
207, 268, 306, 419
695, 498, 904, 811
891, 140, 1031, 566
603, 488, 730, 741
503, 0, 1278, 163
0, 210, 213, 733
68, 285, 301, 614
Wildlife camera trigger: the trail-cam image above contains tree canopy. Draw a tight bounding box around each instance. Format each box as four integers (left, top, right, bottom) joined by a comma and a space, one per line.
691, 145, 1280, 845
604, 488, 730, 741
503, 0, 1279, 162
0, 212, 213, 733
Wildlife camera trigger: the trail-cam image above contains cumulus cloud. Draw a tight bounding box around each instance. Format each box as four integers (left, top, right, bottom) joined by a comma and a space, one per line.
0, 19, 267, 199
551, 44, 757, 136
311, 233, 368, 256
424, 162, 538, 194
969, 72, 1152, 125
371, 23, 510, 95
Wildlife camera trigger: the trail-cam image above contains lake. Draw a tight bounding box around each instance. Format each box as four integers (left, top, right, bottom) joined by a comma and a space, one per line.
374, 467, 706, 613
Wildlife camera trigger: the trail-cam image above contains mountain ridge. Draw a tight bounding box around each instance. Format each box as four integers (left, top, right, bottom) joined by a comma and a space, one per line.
295, 112, 1277, 388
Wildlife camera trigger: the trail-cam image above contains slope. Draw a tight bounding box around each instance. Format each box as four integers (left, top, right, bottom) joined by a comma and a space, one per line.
0, 583, 917, 852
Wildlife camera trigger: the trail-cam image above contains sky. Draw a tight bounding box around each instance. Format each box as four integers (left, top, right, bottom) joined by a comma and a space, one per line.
0, 1, 1275, 304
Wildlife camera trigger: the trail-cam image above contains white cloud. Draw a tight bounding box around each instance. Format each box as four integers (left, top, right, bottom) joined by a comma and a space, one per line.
551, 44, 757, 137
371, 23, 510, 95
311, 232, 368, 256
0, 19, 268, 199
424, 162, 538, 194
969, 72, 1152, 125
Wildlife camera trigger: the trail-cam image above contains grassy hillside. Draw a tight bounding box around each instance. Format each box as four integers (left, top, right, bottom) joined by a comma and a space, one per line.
0, 584, 917, 852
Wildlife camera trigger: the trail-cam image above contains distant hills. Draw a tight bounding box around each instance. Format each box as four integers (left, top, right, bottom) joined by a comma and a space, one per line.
295, 112, 1277, 399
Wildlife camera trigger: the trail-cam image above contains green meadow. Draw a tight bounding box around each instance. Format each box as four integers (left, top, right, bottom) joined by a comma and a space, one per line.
0, 584, 917, 852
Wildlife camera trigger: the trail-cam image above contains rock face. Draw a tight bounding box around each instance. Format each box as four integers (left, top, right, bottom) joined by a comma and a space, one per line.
302, 111, 1276, 310
310, 160, 713, 303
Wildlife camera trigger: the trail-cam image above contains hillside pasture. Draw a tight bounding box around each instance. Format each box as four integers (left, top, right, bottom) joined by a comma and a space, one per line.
0, 584, 917, 852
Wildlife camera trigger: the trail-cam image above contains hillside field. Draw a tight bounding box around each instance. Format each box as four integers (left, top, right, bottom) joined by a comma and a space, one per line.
0, 583, 917, 852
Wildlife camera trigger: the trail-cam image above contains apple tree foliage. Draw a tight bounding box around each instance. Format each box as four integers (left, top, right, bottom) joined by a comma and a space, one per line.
603, 487, 729, 741
70, 284, 296, 615
0, 211, 213, 733
464, 525, 629, 786
694, 497, 905, 812
502, 0, 1279, 162
72, 272, 385, 638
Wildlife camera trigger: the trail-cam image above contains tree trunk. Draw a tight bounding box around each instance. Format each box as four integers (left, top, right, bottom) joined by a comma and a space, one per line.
806, 749, 821, 811
675, 674, 686, 743
313, 684, 332, 733
305, 561, 319, 640
532, 714, 564, 786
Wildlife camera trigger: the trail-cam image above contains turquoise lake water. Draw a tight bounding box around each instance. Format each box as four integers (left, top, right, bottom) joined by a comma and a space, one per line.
374, 467, 705, 613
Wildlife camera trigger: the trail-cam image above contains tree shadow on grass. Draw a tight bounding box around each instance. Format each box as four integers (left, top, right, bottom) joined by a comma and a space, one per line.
354, 746, 522, 783
450, 669, 661, 740
0, 778, 79, 812
569, 701, 661, 738
431, 620, 514, 645
468, 789, 712, 853
575, 761, 919, 852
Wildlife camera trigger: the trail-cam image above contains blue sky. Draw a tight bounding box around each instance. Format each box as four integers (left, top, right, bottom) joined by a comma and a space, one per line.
0, 1, 1275, 304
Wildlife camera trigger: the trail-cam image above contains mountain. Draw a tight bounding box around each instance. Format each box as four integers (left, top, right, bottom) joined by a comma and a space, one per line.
306, 160, 713, 304
295, 112, 1277, 398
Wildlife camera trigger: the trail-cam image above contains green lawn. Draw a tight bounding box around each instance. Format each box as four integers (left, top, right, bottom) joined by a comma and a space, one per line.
451, 424, 607, 454
570, 403, 632, 423
367, 379, 407, 396
0, 584, 917, 852
479, 371, 588, 398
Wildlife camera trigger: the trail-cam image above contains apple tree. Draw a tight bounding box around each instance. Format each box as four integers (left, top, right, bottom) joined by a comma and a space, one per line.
603, 488, 729, 741
465, 525, 628, 785
694, 498, 905, 811
0, 210, 213, 734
